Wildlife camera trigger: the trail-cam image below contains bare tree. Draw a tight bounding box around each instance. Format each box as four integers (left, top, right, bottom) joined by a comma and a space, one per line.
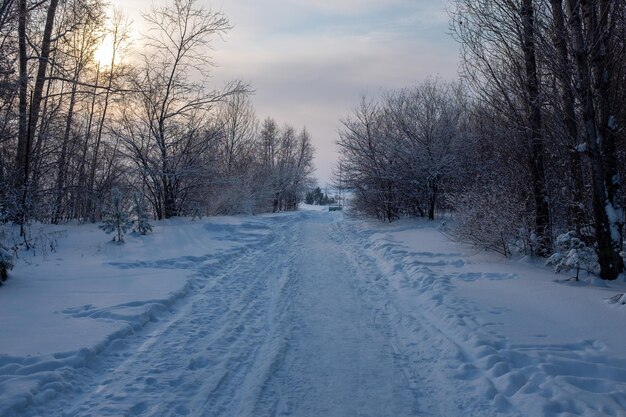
118, 0, 246, 219
15, 0, 60, 230
337, 96, 401, 221
450, 0, 553, 256
52, 1, 106, 223
205, 92, 259, 214
448, 0, 625, 278
383, 79, 466, 220
83, 8, 131, 222
337, 81, 466, 222
217, 91, 256, 177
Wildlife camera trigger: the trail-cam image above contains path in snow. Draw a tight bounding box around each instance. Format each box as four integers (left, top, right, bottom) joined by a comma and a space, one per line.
19, 212, 504, 417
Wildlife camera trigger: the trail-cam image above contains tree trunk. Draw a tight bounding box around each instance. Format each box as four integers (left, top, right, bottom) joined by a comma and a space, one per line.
521, 0, 552, 256
428, 179, 437, 220
15, 0, 27, 188
53, 77, 79, 223
163, 178, 177, 219
584, 0, 624, 259
76, 66, 100, 221
88, 64, 114, 222
567, 0, 623, 279
26, 0, 60, 169
550, 0, 586, 233
591, 0, 620, 214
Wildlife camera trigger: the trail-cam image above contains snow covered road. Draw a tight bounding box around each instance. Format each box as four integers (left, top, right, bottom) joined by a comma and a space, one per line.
4, 210, 626, 417
16, 212, 425, 416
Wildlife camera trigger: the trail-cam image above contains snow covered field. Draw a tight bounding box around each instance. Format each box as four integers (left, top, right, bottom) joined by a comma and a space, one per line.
1, 208, 625, 417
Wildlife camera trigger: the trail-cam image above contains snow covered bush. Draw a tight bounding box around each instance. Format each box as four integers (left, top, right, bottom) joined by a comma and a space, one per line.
100, 188, 133, 243
132, 193, 153, 235
546, 232, 599, 281
450, 178, 531, 257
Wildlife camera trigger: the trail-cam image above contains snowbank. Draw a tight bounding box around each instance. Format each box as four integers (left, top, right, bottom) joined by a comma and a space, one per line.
347, 218, 626, 416
0, 216, 275, 416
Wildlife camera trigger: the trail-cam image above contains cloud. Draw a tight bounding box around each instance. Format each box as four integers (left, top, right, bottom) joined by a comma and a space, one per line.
211, 29, 458, 183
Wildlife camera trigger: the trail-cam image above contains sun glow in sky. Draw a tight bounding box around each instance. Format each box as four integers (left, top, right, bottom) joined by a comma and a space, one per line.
93, 33, 115, 67
110, 0, 459, 185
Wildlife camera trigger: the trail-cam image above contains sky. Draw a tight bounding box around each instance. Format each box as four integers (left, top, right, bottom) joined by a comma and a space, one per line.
110, 0, 459, 185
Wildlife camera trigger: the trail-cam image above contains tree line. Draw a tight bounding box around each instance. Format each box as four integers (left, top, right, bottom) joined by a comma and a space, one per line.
0, 0, 314, 232
337, 0, 626, 280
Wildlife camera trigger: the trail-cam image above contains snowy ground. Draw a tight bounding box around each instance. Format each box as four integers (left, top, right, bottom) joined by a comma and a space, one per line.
1, 208, 625, 417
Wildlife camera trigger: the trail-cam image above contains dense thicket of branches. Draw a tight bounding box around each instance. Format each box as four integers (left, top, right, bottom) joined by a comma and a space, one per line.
338, 0, 626, 280
0, 0, 314, 236
337, 80, 468, 222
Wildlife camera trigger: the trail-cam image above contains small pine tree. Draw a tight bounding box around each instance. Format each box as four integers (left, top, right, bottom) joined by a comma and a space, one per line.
313, 187, 323, 205
191, 202, 203, 220
0, 243, 13, 284
0, 203, 14, 283
100, 188, 133, 243
133, 193, 153, 235
546, 231, 598, 281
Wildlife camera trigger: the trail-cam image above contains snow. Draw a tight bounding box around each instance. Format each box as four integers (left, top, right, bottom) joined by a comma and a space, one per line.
1, 212, 626, 416
605, 202, 622, 242
355, 219, 626, 415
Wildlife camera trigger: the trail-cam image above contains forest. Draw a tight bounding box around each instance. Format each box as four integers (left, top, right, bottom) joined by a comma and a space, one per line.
0, 0, 314, 247
337, 0, 626, 280
0, 0, 625, 282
